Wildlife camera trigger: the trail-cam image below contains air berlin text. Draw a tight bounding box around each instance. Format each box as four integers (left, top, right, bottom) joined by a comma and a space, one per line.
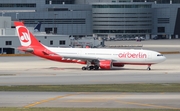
118, 52, 147, 58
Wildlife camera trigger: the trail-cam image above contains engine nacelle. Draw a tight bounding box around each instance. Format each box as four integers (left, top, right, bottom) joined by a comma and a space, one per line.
99, 60, 112, 70
112, 63, 125, 67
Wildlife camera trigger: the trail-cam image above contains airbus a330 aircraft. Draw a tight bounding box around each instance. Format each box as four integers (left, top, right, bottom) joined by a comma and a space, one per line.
14, 21, 166, 70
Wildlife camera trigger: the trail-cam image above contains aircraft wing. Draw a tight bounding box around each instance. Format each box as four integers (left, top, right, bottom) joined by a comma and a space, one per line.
59, 56, 114, 63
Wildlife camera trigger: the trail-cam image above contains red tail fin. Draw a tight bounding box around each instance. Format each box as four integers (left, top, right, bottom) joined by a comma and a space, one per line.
14, 21, 62, 61
14, 21, 43, 47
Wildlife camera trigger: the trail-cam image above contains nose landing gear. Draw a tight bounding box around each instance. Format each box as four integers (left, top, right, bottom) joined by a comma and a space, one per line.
147, 65, 151, 70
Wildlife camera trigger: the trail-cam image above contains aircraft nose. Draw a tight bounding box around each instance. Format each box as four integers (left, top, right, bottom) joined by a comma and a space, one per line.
162, 56, 166, 62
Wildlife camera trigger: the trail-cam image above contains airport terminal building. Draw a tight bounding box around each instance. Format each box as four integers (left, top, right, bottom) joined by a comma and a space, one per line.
0, 17, 102, 54
1, 0, 180, 39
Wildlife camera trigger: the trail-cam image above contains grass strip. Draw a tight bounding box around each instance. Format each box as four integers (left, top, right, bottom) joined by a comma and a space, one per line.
0, 83, 180, 92
0, 108, 179, 111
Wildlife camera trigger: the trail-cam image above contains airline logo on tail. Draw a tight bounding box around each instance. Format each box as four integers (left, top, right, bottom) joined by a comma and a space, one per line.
16, 26, 31, 46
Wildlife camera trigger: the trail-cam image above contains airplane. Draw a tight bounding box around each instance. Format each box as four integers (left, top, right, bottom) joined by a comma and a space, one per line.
14, 21, 166, 71
34, 22, 41, 32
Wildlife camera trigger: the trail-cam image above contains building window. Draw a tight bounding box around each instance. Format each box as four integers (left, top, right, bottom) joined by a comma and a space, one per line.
92, 4, 151, 8
119, 0, 131, 2
0, 3, 36, 7
5, 41, 12, 45
45, 0, 75, 4
158, 27, 165, 33
45, 28, 53, 34
158, 18, 169, 24
173, 0, 180, 3
53, 27, 57, 34
20, 19, 85, 25
48, 8, 68, 11
93, 30, 151, 33
59, 40, 66, 45
50, 40, 53, 45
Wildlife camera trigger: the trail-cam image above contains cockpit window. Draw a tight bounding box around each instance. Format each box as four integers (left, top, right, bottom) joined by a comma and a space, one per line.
157, 54, 163, 56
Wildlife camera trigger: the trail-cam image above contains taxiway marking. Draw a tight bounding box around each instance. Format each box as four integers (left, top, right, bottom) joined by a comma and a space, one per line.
116, 100, 180, 109
23, 92, 82, 108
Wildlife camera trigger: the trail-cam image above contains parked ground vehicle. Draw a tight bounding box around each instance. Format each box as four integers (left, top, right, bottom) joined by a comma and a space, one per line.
135, 37, 145, 41
152, 36, 166, 40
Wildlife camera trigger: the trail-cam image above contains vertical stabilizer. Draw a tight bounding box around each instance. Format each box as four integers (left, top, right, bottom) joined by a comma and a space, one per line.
14, 21, 43, 47
34, 22, 41, 32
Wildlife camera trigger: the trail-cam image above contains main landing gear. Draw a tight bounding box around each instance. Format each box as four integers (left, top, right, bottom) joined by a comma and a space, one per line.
147, 65, 151, 70
82, 65, 99, 70
82, 61, 99, 70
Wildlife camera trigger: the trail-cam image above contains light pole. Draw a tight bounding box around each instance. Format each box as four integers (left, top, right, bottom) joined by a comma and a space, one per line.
2, 11, 5, 16
16, 13, 19, 20
54, 14, 57, 34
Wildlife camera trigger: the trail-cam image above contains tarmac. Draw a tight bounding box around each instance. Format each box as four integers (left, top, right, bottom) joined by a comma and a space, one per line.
0, 53, 180, 85
0, 92, 180, 109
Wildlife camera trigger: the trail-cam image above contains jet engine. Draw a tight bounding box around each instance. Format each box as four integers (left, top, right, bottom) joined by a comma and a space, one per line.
99, 60, 112, 69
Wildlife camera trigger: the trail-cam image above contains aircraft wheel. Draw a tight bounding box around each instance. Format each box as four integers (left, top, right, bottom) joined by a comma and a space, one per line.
90, 66, 94, 70
87, 67, 91, 70
82, 66, 87, 70
94, 65, 99, 70
147, 67, 151, 70
87, 66, 93, 70
147, 65, 151, 71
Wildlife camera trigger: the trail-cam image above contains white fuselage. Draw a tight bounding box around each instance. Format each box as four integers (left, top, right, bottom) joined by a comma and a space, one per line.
47, 47, 166, 64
